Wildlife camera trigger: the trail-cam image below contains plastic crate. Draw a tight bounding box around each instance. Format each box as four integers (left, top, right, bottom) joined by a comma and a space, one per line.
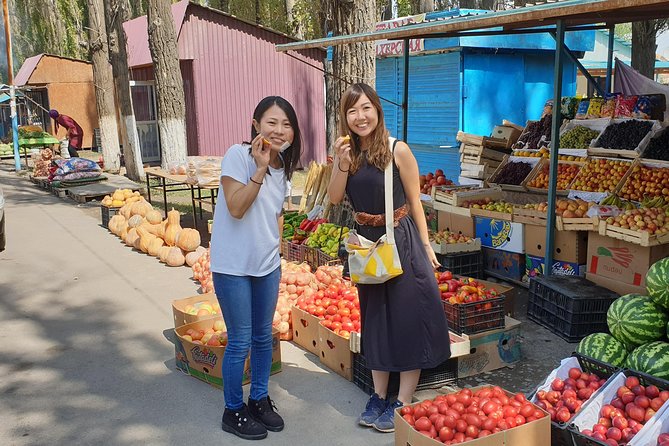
531, 353, 620, 446
527, 276, 619, 343
280, 240, 303, 263
569, 369, 669, 446
352, 354, 457, 396
101, 205, 120, 229
302, 245, 340, 270
436, 251, 482, 278
443, 295, 505, 335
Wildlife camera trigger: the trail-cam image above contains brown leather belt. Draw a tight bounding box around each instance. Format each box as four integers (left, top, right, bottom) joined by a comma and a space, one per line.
355, 204, 408, 227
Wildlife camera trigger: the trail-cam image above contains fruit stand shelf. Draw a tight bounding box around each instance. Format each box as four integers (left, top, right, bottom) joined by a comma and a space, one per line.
598, 220, 669, 247
431, 185, 503, 207
430, 238, 481, 255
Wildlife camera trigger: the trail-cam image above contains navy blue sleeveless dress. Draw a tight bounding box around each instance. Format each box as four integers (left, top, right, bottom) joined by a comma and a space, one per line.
346, 155, 451, 372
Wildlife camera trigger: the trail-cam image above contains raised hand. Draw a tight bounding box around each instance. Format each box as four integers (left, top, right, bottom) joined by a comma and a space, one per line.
251, 134, 271, 170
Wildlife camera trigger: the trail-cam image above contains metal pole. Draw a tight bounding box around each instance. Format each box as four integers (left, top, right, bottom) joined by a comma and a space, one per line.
402, 38, 409, 141
545, 19, 565, 277
2, 0, 12, 84
606, 24, 615, 93
2, 0, 20, 172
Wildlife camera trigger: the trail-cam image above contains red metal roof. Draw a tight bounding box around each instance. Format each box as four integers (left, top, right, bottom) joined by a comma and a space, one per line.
14, 54, 44, 86
123, 0, 189, 68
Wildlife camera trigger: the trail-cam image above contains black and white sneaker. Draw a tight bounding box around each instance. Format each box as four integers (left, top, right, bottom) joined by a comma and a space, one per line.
248, 396, 285, 432
222, 404, 268, 440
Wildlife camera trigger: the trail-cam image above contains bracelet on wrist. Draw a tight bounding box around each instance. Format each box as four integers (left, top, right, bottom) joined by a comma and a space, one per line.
338, 162, 350, 173
250, 177, 263, 185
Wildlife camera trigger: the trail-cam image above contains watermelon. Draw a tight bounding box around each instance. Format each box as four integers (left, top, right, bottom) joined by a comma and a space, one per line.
647, 258, 669, 310
607, 294, 668, 348
625, 341, 669, 380
576, 333, 628, 367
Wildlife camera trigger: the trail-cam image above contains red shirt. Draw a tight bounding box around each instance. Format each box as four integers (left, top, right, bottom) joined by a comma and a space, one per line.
54, 114, 84, 149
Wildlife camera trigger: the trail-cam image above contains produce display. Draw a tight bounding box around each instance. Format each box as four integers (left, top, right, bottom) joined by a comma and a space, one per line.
527, 163, 581, 190
521, 198, 593, 218
429, 230, 474, 245
101, 189, 142, 208
398, 387, 545, 442
294, 279, 360, 340
183, 300, 222, 317
576, 333, 628, 367
274, 262, 319, 339
560, 125, 601, 150
514, 147, 587, 162
435, 271, 500, 304
601, 194, 638, 211
179, 319, 228, 347
578, 375, 669, 445
607, 294, 668, 349
658, 433, 669, 446
644, 127, 669, 161
625, 342, 669, 380
304, 223, 349, 258
596, 120, 654, 151
420, 169, 453, 195
571, 158, 631, 192
646, 257, 669, 310
619, 164, 669, 203
604, 208, 669, 234
534, 367, 606, 423
192, 248, 212, 293
32, 148, 54, 177
281, 212, 307, 241
490, 161, 534, 185
462, 199, 513, 213
516, 114, 553, 151
0, 143, 15, 156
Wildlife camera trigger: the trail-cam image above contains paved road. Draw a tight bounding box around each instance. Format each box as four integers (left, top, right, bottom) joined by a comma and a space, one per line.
0, 165, 573, 446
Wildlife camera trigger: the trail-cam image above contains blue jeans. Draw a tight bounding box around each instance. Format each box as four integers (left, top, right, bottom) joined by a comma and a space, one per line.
212, 267, 280, 410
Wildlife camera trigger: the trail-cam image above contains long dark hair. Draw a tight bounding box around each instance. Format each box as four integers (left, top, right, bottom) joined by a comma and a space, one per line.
339, 83, 390, 174
248, 96, 302, 181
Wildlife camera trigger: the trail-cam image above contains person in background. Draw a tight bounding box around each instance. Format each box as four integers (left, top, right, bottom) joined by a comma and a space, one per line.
49, 109, 83, 158
210, 96, 302, 440
327, 83, 451, 433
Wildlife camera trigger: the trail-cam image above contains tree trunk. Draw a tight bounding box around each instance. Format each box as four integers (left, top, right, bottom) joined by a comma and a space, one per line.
147, 0, 188, 170
88, 0, 121, 173
632, 21, 658, 80
285, 0, 303, 39
411, 0, 434, 13
104, 0, 145, 181
324, 0, 377, 151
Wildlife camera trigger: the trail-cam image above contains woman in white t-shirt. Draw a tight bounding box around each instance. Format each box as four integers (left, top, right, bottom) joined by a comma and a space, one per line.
210, 97, 302, 440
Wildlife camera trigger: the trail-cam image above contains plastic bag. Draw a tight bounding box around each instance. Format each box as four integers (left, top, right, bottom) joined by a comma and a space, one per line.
586, 98, 604, 119
586, 205, 622, 218
53, 157, 101, 175
575, 100, 590, 120
615, 95, 638, 118
600, 93, 619, 118
560, 97, 581, 120
186, 156, 223, 187
167, 160, 188, 175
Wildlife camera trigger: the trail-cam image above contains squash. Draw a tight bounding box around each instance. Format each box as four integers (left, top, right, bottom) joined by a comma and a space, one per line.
125, 228, 139, 247
159, 246, 172, 263
122, 189, 134, 199
148, 237, 165, 257
185, 250, 203, 267
164, 224, 182, 247
112, 190, 125, 201
157, 220, 168, 239
140, 232, 156, 253
165, 247, 186, 267
108, 215, 125, 234
176, 228, 201, 252
127, 214, 144, 228
167, 208, 181, 226
131, 200, 152, 217
120, 203, 132, 220
145, 209, 163, 225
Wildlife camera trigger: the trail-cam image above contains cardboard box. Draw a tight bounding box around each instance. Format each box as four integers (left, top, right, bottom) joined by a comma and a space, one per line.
438, 211, 475, 237
172, 293, 221, 328
491, 125, 522, 147
482, 247, 525, 281
318, 323, 353, 381
475, 216, 524, 253
174, 318, 281, 389
587, 232, 669, 287
457, 316, 522, 378
585, 272, 646, 296
523, 225, 588, 264
394, 385, 550, 446
526, 254, 586, 279
290, 306, 321, 356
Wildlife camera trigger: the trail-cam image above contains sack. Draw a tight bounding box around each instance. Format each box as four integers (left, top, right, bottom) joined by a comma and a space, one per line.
345, 138, 403, 284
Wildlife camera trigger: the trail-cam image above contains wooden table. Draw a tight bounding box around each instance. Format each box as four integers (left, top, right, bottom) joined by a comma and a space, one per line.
144, 167, 218, 226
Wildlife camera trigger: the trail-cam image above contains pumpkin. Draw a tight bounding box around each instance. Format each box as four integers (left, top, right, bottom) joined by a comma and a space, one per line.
157, 220, 168, 239
159, 246, 172, 263
167, 208, 181, 226
127, 214, 144, 228
120, 203, 132, 220
148, 237, 165, 257
123, 189, 134, 199
165, 224, 182, 247
165, 247, 186, 267
145, 223, 161, 236
108, 215, 125, 234
145, 209, 163, 225
112, 190, 125, 201
176, 228, 201, 252
140, 233, 155, 253
185, 250, 203, 267
131, 200, 152, 217
119, 224, 128, 240
125, 228, 139, 247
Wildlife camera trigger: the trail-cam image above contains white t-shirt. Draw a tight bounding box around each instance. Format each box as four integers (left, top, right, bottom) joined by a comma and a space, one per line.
210, 144, 286, 276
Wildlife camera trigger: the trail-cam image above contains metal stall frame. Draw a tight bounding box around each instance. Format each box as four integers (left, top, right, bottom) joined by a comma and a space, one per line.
275, 0, 669, 275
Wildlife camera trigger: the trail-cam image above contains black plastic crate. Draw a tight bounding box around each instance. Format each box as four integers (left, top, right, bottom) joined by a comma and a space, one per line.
100, 205, 119, 229
569, 368, 669, 446
527, 276, 619, 343
443, 295, 505, 335
436, 251, 482, 278
352, 354, 457, 396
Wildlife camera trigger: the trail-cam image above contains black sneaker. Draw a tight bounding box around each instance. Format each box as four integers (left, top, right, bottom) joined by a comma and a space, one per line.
222, 404, 268, 440
248, 396, 285, 432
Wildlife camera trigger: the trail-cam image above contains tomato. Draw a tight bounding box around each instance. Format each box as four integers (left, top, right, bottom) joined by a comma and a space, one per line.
451, 402, 465, 414
505, 416, 517, 428
443, 415, 457, 429
439, 426, 454, 442
434, 414, 447, 431
414, 406, 427, 419
350, 308, 361, 321
482, 418, 496, 432
463, 414, 482, 428
483, 401, 499, 415
427, 405, 440, 416
326, 305, 338, 316
402, 414, 415, 426
437, 403, 449, 415
340, 321, 355, 332
415, 417, 432, 431
446, 394, 457, 405
514, 414, 526, 426
465, 425, 480, 438
456, 393, 472, 407
455, 419, 468, 433
314, 306, 325, 317
519, 404, 534, 418
400, 406, 413, 416
503, 405, 519, 418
